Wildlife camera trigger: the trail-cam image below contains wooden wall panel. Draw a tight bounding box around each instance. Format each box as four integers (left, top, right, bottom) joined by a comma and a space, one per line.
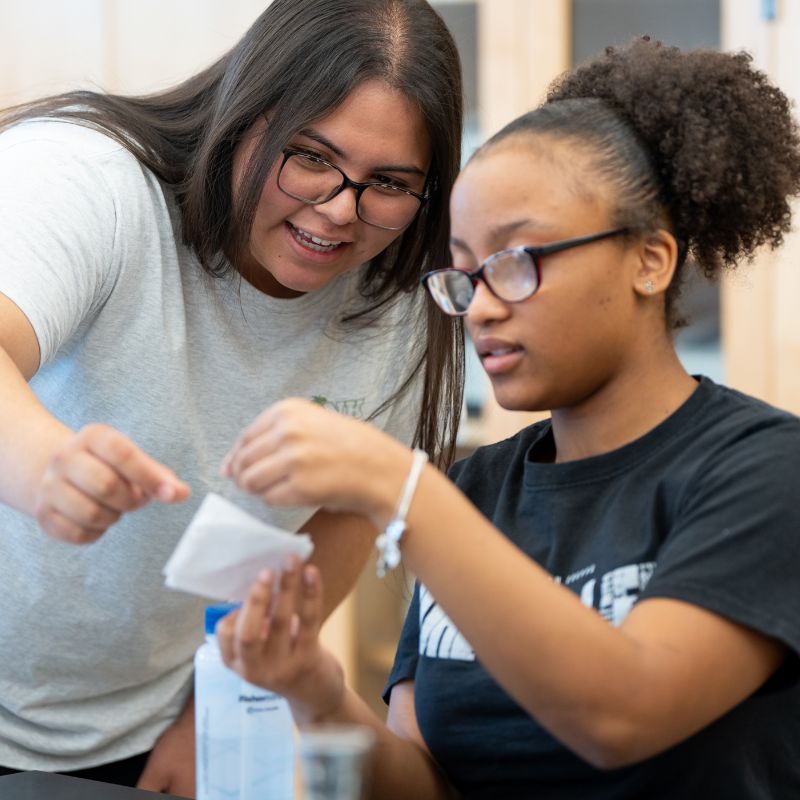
477, 0, 571, 138
721, 0, 800, 413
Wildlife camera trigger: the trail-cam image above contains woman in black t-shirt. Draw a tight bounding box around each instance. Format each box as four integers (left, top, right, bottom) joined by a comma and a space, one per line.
216, 39, 800, 798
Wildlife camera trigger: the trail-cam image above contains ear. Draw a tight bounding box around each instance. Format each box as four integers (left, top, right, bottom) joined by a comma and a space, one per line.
632, 229, 679, 297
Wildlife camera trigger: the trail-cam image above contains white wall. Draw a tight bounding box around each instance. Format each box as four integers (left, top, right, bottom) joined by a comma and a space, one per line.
0, 1, 271, 103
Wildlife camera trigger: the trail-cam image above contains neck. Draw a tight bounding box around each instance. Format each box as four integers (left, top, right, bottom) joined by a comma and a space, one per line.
229, 248, 306, 299
550, 346, 698, 464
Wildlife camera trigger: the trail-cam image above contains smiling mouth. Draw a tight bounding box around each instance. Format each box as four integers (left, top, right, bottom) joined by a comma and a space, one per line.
288, 222, 346, 254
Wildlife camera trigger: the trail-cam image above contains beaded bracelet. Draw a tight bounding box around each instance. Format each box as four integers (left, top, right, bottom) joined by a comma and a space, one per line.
375, 448, 429, 578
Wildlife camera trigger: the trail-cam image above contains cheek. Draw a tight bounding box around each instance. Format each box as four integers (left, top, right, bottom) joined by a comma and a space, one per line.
249, 163, 287, 225
356, 227, 402, 261
564, 258, 632, 322
528, 275, 629, 364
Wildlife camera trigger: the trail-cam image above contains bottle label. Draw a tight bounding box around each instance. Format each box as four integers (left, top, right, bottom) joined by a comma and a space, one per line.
196, 657, 295, 800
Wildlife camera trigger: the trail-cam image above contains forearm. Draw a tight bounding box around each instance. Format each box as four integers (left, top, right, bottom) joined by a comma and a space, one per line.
296, 687, 456, 800
384, 466, 656, 764
0, 347, 71, 515
173, 688, 195, 730
303, 510, 376, 619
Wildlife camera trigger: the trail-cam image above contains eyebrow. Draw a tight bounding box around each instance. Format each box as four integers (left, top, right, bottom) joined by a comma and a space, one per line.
296, 128, 427, 176
451, 219, 556, 255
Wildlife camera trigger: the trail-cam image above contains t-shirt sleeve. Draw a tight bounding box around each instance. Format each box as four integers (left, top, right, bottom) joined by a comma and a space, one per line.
640, 416, 800, 656
0, 123, 120, 366
382, 581, 421, 705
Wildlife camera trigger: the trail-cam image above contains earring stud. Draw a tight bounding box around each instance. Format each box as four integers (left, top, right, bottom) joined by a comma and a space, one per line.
644, 280, 655, 294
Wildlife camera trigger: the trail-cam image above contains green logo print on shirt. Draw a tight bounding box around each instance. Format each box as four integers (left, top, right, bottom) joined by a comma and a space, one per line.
310, 395, 367, 419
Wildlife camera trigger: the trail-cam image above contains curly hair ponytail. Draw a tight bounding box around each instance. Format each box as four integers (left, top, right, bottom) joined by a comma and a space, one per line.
481, 37, 800, 327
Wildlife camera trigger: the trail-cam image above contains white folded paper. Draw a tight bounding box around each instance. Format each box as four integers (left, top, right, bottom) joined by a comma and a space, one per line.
163, 493, 314, 601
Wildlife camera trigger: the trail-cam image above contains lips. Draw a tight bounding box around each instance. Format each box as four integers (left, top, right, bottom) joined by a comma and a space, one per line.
474, 336, 525, 376
475, 337, 523, 359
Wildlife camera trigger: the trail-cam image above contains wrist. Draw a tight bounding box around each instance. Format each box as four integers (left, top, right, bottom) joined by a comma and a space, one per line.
359, 444, 418, 526
374, 448, 428, 578
289, 651, 346, 726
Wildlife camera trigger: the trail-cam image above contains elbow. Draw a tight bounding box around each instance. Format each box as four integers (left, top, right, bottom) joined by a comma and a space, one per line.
564, 714, 664, 771
580, 743, 639, 772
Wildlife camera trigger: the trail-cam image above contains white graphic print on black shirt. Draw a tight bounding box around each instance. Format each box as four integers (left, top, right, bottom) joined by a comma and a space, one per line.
419, 559, 656, 661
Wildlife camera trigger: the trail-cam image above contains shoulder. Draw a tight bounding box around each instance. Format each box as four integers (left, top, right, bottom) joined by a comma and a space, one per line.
0, 118, 176, 250
0, 119, 154, 196
2, 118, 129, 162
701, 377, 797, 422
657, 380, 800, 526
689, 379, 800, 458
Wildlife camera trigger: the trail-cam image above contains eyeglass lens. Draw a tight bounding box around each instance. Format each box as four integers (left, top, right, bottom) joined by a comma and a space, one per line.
426, 250, 540, 315
279, 152, 421, 229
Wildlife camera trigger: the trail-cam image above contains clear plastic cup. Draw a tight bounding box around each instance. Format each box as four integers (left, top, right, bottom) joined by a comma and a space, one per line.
299, 724, 376, 800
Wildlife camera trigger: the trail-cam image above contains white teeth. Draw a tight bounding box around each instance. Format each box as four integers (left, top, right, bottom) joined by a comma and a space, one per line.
310, 233, 340, 246
488, 347, 516, 357
291, 224, 342, 251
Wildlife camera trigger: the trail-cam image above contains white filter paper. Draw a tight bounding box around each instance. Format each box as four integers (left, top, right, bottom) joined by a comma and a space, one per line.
163, 492, 314, 601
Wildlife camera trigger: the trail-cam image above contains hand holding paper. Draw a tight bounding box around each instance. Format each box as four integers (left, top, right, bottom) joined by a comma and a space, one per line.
163, 493, 314, 601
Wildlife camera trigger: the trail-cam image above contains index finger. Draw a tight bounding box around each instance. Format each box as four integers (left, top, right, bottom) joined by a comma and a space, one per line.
81, 426, 190, 502
225, 398, 311, 460
223, 405, 283, 463
235, 569, 275, 648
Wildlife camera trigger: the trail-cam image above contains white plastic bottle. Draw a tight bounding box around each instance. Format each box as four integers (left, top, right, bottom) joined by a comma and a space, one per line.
195, 603, 295, 800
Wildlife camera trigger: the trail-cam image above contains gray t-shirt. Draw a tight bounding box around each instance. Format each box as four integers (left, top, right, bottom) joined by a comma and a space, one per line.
0, 119, 425, 769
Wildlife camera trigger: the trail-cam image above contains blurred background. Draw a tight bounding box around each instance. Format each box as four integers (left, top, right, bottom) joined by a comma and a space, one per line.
2, 0, 799, 717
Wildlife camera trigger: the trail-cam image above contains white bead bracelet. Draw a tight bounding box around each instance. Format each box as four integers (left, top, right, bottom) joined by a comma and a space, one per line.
375, 448, 429, 578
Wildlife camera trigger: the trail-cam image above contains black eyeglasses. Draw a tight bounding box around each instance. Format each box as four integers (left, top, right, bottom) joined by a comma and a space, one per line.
277, 148, 428, 231
421, 227, 629, 316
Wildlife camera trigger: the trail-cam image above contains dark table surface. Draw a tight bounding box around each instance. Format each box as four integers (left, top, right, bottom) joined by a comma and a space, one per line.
0, 771, 187, 799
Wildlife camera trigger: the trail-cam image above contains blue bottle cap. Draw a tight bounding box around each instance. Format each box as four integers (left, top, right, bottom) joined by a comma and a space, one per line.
204, 603, 241, 634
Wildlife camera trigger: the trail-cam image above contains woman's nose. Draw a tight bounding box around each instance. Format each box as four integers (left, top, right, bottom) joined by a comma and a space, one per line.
314, 187, 359, 227
465, 279, 511, 328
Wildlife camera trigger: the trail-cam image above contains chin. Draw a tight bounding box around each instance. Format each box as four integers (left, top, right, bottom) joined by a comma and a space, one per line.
485, 373, 544, 412
491, 390, 549, 414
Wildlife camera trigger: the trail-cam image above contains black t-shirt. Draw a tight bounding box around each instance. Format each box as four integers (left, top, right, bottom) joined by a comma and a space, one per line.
385, 378, 800, 799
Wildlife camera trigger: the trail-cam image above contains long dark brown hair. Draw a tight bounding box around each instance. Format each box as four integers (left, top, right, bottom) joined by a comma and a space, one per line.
1, 0, 465, 466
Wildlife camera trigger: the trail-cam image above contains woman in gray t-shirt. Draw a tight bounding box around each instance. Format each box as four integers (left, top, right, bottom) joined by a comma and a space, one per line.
0, 0, 463, 792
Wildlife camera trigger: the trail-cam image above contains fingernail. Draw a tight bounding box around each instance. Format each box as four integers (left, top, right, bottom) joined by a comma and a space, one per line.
258, 568, 273, 584
155, 483, 175, 502
219, 455, 231, 476
303, 567, 315, 587
283, 555, 297, 573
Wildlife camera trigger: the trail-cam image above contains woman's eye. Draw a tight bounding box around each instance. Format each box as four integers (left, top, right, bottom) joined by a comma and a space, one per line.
374, 175, 407, 190
291, 151, 330, 171
303, 158, 328, 172
451, 257, 474, 273
291, 146, 326, 161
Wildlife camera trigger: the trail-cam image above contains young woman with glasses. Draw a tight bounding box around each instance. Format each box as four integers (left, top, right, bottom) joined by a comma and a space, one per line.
0, 0, 462, 791
218, 38, 800, 798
